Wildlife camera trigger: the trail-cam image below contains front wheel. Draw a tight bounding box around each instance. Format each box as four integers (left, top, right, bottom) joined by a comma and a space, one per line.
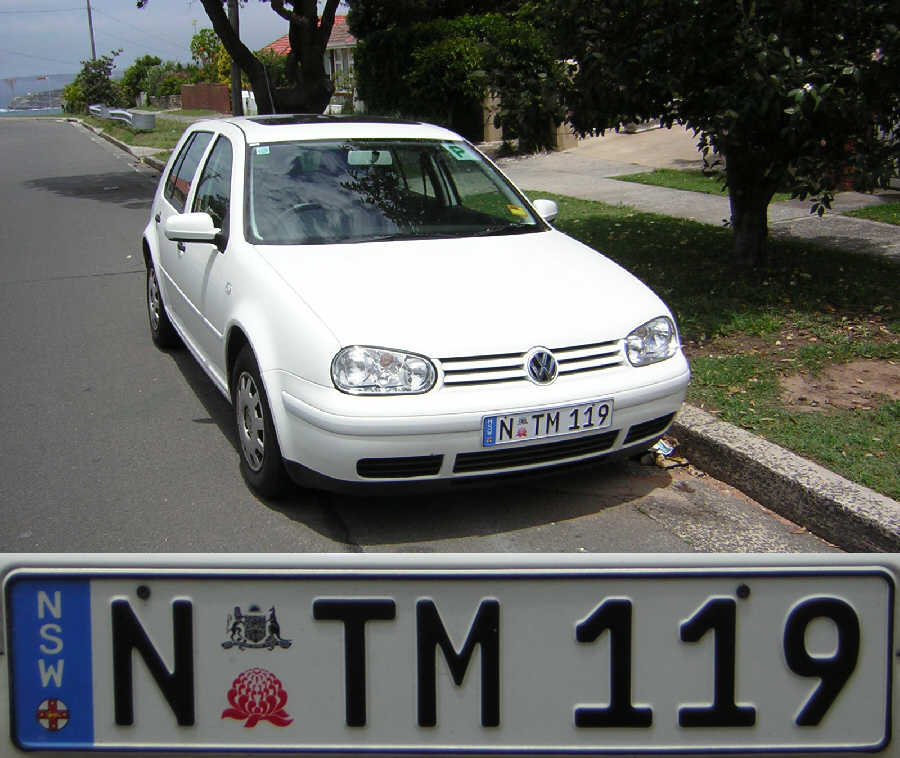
231, 346, 291, 498
146, 261, 179, 349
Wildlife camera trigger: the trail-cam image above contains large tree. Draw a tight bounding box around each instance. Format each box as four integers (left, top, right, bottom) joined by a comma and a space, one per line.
348, 1, 567, 149
137, 0, 341, 114
551, 0, 899, 267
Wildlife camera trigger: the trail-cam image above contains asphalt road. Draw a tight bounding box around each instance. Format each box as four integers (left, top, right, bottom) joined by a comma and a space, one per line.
0, 118, 836, 554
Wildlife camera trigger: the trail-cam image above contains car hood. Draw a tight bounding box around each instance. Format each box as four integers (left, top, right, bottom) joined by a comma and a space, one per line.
255, 230, 671, 357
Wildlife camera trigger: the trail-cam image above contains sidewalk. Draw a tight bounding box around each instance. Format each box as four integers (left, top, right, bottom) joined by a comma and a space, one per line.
497, 125, 900, 262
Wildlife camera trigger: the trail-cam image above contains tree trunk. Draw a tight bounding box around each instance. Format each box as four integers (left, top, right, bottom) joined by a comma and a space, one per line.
199, 0, 338, 115
725, 157, 777, 269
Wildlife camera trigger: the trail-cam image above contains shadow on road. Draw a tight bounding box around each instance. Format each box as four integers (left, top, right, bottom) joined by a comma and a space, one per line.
24, 171, 154, 210
164, 342, 669, 548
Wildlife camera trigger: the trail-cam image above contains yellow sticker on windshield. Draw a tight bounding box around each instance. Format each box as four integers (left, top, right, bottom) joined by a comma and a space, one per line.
507, 205, 527, 218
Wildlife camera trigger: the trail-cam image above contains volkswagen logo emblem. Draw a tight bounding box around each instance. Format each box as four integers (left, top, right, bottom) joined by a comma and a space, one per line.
525, 347, 558, 385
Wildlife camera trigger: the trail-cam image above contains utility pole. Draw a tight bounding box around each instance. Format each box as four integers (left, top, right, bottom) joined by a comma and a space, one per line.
85, 0, 97, 60
228, 0, 243, 116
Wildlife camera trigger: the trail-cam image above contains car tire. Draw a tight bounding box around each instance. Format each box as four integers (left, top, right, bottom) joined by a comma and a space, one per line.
231, 346, 291, 498
146, 261, 180, 349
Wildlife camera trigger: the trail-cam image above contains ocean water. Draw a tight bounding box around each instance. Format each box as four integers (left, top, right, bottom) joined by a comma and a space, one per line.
0, 107, 63, 117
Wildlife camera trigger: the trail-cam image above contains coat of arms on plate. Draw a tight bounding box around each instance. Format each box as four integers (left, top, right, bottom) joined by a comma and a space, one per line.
222, 605, 292, 650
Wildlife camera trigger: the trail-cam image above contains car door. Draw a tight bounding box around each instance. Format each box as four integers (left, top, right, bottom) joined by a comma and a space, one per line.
178, 134, 235, 389
156, 130, 213, 339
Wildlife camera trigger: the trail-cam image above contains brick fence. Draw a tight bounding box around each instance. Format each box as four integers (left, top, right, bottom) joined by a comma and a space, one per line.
181, 83, 229, 113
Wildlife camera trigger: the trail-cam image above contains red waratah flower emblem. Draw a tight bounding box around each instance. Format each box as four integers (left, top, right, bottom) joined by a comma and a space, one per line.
221, 667, 293, 728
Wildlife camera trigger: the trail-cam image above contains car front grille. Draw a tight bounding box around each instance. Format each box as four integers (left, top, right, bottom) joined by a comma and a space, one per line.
356, 455, 443, 479
439, 341, 623, 388
453, 430, 619, 473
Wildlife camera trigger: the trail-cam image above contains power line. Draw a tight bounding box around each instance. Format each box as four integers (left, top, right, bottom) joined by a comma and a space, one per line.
0, 8, 82, 14
89, 6, 189, 55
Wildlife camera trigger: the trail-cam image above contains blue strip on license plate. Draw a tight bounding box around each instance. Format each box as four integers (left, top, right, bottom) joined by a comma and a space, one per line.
8, 577, 95, 749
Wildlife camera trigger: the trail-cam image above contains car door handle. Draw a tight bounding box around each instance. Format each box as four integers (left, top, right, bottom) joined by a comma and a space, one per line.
155, 213, 161, 223
177, 241, 186, 255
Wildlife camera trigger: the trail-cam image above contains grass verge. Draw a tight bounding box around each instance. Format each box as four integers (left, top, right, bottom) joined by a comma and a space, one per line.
529, 190, 900, 500
845, 201, 900, 226
80, 114, 187, 150
615, 168, 794, 203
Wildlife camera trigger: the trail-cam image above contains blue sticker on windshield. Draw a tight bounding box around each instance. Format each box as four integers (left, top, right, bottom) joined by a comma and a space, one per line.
255, 146, 270, 156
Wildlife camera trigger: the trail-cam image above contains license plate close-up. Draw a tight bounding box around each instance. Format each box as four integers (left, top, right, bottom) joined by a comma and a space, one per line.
483, 400, 613, 447
4, 567, 894, 753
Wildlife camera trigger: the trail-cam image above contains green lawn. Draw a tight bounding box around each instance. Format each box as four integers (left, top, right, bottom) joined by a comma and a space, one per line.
529, 190, 900, 500
845, 201, 900, 226
615, 168, 794, 203
81, 114, 187, 150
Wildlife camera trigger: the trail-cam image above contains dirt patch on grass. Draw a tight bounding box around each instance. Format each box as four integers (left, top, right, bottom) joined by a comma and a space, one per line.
780, 359, 900, 412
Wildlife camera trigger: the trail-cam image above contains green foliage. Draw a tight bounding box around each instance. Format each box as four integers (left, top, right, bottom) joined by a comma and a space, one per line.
61, 81, 85, 114
73, 50, 124, 109
255, 47, 289, 91
346, 0, 523, 39
143, 61, 189, 97
356, 12, 566, 148
190, 28, 221, 81
119, 54, 162, 105
549, 0, 900, 265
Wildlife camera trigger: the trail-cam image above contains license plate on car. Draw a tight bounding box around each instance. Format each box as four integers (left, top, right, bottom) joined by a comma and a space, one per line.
483, 399, 613, 447
5, 565, 893, 753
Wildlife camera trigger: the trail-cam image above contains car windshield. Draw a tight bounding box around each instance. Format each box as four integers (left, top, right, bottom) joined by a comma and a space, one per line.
245, 139, 544, 244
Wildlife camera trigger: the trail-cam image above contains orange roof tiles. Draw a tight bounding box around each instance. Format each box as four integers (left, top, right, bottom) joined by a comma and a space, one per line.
261, 15, 355, 55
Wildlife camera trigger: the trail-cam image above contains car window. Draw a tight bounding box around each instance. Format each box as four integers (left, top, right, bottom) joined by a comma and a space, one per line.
192, 136, 233, 229
245, 139, 543, 245
164, 131, 213, 211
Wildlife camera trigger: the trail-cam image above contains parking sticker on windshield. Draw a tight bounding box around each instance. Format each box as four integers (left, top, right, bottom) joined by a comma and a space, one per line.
255, 146, 270, 156
442, 143, 478, 161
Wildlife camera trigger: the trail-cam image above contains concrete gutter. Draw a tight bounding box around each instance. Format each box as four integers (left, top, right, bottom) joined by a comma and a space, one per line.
672, 406, 900, 552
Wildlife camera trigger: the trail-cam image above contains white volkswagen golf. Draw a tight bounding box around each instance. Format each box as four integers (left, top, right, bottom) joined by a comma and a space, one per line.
143, 115, 690, 496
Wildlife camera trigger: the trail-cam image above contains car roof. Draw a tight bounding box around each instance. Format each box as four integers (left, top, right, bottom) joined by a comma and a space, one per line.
200, 114, 465, 144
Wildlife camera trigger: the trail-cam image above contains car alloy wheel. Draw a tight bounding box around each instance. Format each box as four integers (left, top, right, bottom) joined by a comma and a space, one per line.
146, 262, 179, 349
231, 346, 291, 497
235, 370, 265, 473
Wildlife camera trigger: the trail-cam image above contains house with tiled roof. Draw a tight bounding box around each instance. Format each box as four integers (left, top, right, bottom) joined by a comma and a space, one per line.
261, 15, 356, 91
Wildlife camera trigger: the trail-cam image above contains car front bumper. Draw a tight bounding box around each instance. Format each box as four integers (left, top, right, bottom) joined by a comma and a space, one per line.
265, 355, 691, 491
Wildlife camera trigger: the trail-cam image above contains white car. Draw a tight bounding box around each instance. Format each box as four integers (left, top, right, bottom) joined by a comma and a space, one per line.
143, 116, 690, 496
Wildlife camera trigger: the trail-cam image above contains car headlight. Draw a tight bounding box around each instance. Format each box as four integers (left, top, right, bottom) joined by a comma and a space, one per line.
332, 346, 436, 395
625, 316, 679, 366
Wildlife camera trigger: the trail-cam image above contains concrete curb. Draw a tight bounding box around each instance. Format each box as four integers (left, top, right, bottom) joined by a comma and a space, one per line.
672, 405, 900, 552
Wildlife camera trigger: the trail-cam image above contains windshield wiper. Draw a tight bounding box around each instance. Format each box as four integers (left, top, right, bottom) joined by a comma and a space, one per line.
471, 223, 541, 237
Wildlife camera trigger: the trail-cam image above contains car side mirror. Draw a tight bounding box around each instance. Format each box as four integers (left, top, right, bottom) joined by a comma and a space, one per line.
531, 199, 559, 223
164, 212, 221, 246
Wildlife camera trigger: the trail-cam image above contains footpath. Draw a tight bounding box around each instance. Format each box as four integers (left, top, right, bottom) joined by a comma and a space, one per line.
80, 116, 900, 551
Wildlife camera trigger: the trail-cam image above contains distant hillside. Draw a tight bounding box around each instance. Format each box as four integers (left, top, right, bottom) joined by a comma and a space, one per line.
1, 73, 74, 109
7, 89, 64, 110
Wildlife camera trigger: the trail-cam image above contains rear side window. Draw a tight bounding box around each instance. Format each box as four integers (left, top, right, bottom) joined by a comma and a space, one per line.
164, 131, 213, 210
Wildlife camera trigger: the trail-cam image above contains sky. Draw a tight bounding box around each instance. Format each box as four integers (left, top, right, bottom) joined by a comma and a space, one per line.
0, 0, 344, 81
